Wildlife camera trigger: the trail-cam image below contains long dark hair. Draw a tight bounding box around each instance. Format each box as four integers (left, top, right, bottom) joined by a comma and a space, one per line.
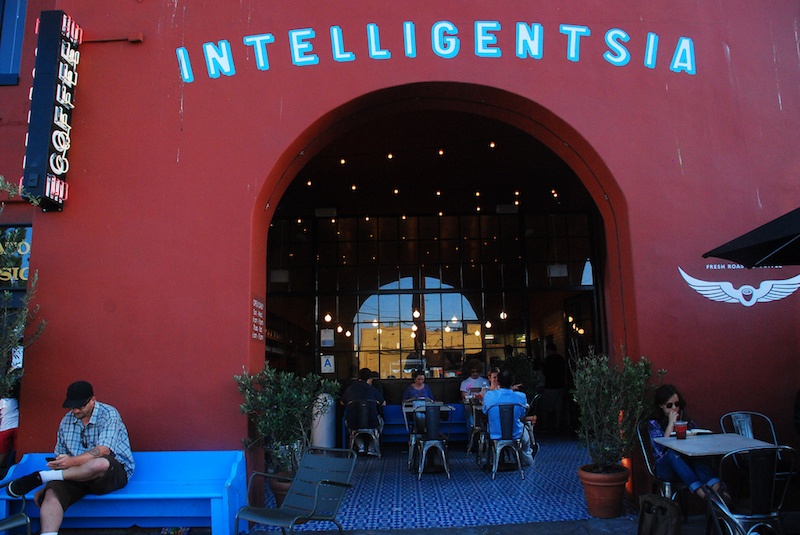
651, 384, 689, 429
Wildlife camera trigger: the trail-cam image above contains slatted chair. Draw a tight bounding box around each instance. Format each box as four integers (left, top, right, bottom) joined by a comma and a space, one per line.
0, 495, 31, 535
345, 399, 382, 458
235, 447, 356, 534
636, 419, 689, 503
484, 403, 526, 480
412, 404, 451, 480
705, 445, 796, 535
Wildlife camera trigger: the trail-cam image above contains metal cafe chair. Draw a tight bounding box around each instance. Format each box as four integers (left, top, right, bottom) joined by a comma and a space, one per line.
720, 411, 793, 484
235, 447, 357, 535
705, 445, 796, 535
0, 495, 32, 535
345, 399, 383, 458
485, 403, 526, 480
412, 404, 451, 480
402, 398, 431, 469
636, 419, 689, 504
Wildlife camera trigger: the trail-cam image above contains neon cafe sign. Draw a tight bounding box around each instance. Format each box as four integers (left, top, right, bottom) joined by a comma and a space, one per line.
21, 11, 82, 212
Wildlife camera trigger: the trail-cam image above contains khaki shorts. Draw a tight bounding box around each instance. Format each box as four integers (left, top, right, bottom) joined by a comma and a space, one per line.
40, 454, 128, 511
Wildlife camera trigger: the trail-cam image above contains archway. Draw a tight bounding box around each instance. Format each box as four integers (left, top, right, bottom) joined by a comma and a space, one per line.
250, 83, 632, 387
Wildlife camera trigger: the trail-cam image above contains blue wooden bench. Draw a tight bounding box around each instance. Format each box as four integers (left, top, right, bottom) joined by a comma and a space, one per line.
342, 403, 470, 447
0, 450, 246, 535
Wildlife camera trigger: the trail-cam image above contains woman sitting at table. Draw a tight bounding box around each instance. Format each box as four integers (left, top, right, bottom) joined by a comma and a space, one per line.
647, 384, 723, 499
401, 369, 434, 401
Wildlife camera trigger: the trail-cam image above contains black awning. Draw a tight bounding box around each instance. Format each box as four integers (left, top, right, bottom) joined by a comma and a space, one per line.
702, 207, 800, 268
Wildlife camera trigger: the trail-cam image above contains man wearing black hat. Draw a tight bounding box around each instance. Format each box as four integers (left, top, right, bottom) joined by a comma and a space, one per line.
3, 380, 134, 535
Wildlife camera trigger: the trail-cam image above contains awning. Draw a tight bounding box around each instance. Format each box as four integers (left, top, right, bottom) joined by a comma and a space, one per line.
702, 207, 800, 268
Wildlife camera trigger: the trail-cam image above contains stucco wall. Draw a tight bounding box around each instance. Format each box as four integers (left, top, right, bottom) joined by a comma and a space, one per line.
0, 1, 797, 454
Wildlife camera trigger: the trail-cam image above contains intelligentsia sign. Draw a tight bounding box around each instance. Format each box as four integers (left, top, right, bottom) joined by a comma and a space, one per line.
175, 20, 696, 82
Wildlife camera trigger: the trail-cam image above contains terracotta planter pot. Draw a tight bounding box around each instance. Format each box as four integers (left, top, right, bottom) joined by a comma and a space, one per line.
577, 464, 630, 518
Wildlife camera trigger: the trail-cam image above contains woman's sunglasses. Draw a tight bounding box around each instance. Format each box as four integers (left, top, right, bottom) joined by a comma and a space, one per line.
664, 401, 683, 409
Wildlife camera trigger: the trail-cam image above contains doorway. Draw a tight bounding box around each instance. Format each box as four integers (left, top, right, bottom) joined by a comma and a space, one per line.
263, 103, 609, 388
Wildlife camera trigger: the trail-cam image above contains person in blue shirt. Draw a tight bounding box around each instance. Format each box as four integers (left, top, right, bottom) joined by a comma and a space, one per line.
401, 369, 434, 401
4, 380, 133, 535
482, 369, 535, 466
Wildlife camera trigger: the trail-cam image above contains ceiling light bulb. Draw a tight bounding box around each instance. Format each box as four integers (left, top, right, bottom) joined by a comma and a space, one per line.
337, 325, 343, 333
451, 316, 458, 324
387, 153, 393, 159
438, 149, 444, 156
489, 141, 495, 148
485, 321, 492, 328
444, 325, 451, 332
411, 324, 418, 332
324, 313, 332, 323
351, 184, 357, 191
499, 311, 508, 320
340, 158, 346, 165
393, 188, 399, 194
345, 330, 351, 337
412, 309, 420, 318
410, 332, 416, 339
372, 319, 378, 326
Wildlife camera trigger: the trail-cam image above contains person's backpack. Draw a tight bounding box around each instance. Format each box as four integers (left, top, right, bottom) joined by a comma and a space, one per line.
638, 494, 682, 535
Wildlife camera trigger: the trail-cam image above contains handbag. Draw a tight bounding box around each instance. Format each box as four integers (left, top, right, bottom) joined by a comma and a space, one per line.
638, 494, 683, 535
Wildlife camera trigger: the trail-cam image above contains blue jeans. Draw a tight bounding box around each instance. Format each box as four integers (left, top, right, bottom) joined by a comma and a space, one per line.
655, 450, 720, 492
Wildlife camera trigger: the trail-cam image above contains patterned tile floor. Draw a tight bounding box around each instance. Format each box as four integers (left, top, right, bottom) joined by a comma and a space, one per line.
255, 435, 597, 532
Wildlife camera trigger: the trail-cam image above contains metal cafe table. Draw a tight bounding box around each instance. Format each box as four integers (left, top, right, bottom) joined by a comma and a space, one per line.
654, 432, 774, 456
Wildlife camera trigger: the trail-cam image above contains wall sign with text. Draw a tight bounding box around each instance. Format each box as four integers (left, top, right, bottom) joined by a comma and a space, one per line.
21, 11, 82, 212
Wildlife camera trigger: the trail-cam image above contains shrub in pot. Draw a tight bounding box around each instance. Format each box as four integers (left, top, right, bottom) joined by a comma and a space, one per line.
571, 347, 653, 518
234, 365, 340, 503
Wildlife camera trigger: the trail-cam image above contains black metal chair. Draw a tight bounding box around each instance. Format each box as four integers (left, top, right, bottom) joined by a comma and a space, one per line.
705, 445, 796, 535
466, 401, 485, 457
636, 419, 688, 503
720, 411, 793, 484
345, 399, 382, 458
485, 403, 525, 480
412, 404, 450, 480
402, 398, 430, 469
235, 446, 356, 534
0, 495, 32, 535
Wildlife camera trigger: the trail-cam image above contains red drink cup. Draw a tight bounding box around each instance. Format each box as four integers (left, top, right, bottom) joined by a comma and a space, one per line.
675, 420, 688, 439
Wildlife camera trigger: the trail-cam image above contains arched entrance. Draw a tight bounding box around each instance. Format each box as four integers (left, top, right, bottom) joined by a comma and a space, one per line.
251, 83, 632, 393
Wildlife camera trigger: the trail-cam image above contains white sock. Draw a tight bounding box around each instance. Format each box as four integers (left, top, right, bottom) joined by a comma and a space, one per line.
40, 470, 64, 483
41, 532, 57, 535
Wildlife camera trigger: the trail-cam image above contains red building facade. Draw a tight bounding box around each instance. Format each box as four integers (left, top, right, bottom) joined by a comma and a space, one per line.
0, 1, 798, 459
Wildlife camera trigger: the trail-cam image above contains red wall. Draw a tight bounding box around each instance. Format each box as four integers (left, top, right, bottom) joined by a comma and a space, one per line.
0, 1, 798, 455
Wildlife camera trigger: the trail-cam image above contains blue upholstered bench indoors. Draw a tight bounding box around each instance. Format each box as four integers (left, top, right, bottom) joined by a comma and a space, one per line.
343, 403, 469, 446
0, 450, 246, 535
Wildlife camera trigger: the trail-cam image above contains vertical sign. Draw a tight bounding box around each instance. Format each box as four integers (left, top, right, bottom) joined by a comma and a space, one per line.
21, 11, 82, 212
251, 297, 265, 342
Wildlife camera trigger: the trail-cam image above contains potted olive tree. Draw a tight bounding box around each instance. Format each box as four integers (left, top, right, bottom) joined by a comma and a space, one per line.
234, 364, 340, 503
571, 347, 653, 518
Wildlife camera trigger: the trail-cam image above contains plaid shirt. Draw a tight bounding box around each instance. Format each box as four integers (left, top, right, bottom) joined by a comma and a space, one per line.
55, 401, 135, 478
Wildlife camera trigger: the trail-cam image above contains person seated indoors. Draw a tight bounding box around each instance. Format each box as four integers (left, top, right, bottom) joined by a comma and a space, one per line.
647, 384, 727, 500
459, 359, 490, 401
341, 367, 385, 454
401, 369, 434, 402
482, 369, 535, 466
